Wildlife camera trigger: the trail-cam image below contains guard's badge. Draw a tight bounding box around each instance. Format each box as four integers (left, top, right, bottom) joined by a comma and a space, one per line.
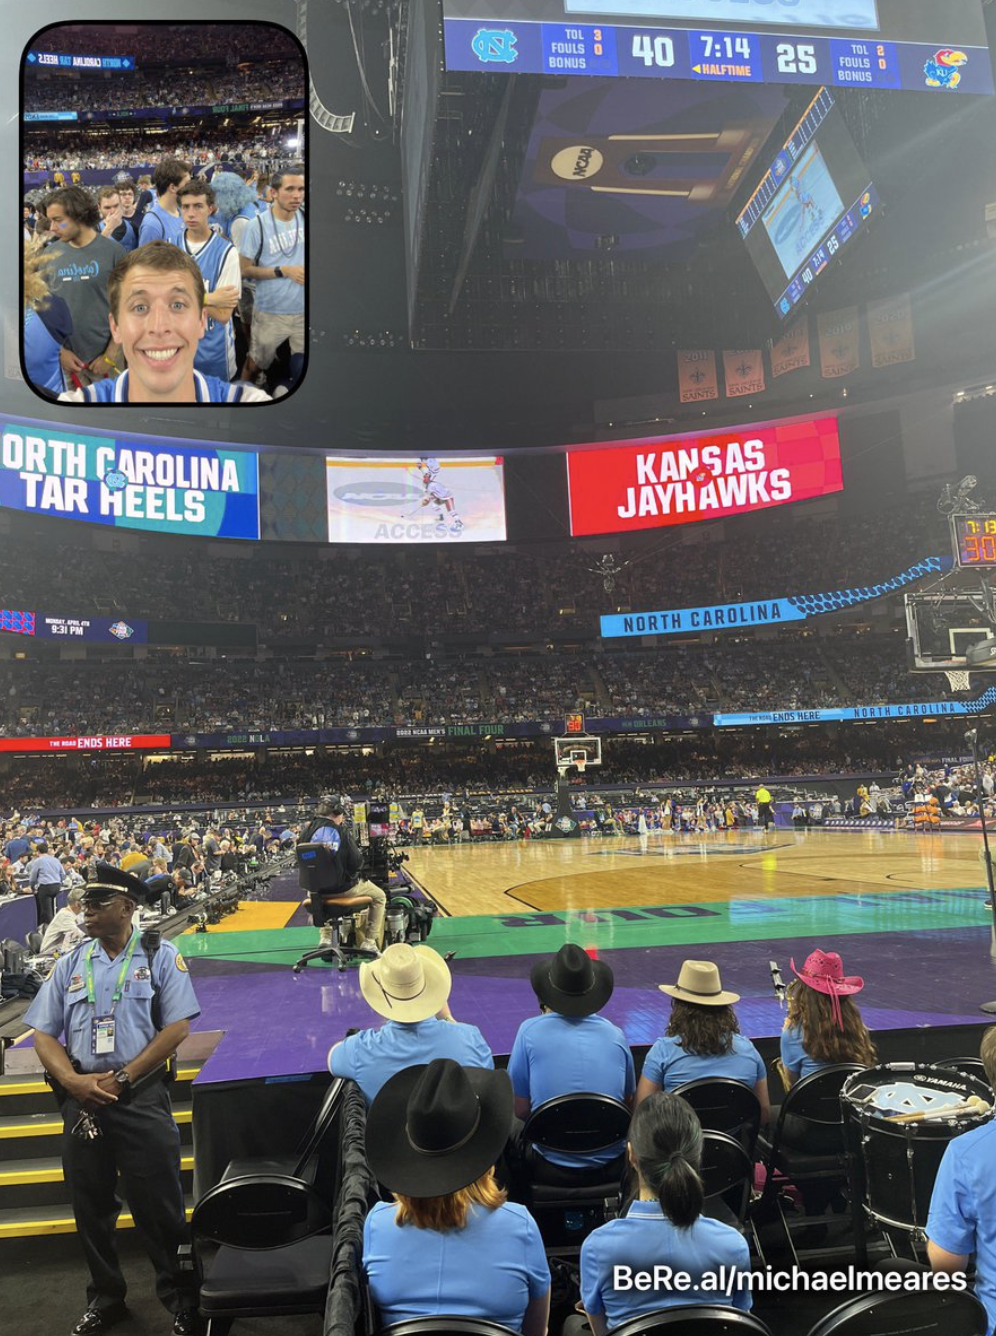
68, 974, 84, 992
133, 966, 151, 982
175, 953, 188, 973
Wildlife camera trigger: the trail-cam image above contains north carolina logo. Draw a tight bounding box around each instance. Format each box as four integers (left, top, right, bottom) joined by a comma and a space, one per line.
471, 29, 518, 64
102, 468, 128, 491
109, 621, 135, 640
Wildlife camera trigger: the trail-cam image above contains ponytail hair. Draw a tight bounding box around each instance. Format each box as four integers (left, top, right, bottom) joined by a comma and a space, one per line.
629, 1093, 703, 1229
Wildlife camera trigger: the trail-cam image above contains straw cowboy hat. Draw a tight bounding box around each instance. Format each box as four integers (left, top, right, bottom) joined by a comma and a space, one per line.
366, 1059, 513, 1197
359, 943, 451, 1023
659, 959, 740, 1007
530, 943, 614, 1017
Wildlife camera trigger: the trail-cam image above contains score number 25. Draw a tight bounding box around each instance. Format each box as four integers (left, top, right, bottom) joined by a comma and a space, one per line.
776, 42, 817, 74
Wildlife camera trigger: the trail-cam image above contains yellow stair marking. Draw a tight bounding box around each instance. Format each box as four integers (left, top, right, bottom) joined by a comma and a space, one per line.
0, 1107, 192, 1138
0, 1067, 200, 1099
0, 1153, 194, 1187
0, 1204, 194, 1239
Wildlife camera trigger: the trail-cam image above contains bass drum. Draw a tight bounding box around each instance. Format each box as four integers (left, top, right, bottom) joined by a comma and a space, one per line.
841, 1062, 993, 1232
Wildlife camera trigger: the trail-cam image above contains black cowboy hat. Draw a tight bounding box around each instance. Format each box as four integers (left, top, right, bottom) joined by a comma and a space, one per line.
366, 1060, 513, 1197
530, 943, 614, 1017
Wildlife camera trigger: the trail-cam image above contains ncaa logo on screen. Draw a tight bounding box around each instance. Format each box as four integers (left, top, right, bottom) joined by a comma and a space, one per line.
333, 482, 421, 508
109, 621, 135, 640
471, 29, 518, 64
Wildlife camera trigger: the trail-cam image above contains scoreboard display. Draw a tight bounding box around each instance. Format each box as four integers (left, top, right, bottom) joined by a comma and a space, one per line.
952, 514, 996, 568
442, 0, 994, 93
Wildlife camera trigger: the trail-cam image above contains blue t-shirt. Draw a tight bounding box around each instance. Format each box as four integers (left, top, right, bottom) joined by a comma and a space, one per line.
364, 1200, 549, 1331
780, 1024, 830, 1083
927, 1119, 996, 1333
237, 208, 304, 314
24, 300, 72, 396
59, 369, 269, 405
581, 1200, 752, 1326
642, 1033, 766, 1092
508, 1012, 634, 1167
24, 933, 200, 1073
328, 1016, 494, 1104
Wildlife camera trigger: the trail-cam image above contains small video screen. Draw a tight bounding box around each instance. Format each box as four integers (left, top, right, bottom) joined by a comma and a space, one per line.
21, 21, 307, 406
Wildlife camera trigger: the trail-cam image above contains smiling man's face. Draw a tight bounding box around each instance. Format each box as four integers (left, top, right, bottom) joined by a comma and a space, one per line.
109, 265, 207, 402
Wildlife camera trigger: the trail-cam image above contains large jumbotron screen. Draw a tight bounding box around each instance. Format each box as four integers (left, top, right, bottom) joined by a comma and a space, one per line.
440, 0, 993, 93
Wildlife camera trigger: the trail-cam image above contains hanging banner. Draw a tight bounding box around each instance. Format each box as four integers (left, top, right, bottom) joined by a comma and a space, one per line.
868, 293, 915, 368
723, 349, 765, 399
770, 317, 811, 379
677, 350, 719, 404
818, 307, 861, 379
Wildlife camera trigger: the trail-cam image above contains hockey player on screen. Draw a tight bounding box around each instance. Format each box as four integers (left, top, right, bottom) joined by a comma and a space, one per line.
414, 457, 464, 536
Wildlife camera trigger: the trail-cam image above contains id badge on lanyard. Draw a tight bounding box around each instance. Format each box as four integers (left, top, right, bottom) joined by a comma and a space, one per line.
93, 1017, 116, 1055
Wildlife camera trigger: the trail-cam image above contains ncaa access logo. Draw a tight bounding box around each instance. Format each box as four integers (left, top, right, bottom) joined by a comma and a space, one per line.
333, 481, 421, 508
471, 29, 518, 64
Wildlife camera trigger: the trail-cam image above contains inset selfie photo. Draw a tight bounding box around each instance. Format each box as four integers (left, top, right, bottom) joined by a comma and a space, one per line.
21, 21, 307, 405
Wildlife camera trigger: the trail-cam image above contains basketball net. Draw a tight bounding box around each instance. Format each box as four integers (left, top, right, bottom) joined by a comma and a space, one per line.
576, 756, 587, 776
946, 669, 971, 692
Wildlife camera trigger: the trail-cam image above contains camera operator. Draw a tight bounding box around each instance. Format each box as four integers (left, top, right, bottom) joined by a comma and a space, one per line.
300, 798, 386, 952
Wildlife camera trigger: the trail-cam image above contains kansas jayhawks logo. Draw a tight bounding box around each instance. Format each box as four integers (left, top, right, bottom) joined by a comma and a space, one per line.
471, 29, 518, 64
924, 49, 968, 90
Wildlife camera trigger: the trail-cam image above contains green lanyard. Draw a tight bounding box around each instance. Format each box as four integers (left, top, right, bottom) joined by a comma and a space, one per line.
85, 931, 140, 1011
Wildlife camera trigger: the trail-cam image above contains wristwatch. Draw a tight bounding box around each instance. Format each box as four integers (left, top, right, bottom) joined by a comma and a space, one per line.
274, 266, 284, 279
114, 1069, 132, 1088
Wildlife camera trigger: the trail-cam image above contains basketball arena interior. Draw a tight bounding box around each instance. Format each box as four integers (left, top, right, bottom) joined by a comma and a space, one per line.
7, 2, 996, 1335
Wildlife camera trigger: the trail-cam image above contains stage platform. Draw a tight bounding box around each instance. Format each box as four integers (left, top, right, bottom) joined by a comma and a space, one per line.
11, 830, 996, 1087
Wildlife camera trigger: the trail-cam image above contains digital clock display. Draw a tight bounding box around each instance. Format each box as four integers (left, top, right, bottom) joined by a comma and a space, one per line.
952, 514, 996, 567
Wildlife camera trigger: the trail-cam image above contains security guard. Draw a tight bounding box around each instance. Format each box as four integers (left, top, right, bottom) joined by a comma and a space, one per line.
755, 783, 774, 831
25, 865, 200, 1336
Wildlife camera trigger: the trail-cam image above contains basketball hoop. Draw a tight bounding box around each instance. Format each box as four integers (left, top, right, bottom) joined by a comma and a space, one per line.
575, 756, 587, 777
945, 669, 972, 692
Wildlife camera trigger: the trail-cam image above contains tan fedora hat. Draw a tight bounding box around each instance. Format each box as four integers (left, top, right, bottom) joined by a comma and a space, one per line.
659, 959, 740, 1007
359, 943, 452, 1022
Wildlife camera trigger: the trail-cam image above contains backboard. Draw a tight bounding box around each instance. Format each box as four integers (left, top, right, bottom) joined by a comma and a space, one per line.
905, 590, 996, 672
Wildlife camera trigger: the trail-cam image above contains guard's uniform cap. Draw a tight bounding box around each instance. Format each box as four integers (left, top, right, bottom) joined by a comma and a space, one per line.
82, 863, 154, 906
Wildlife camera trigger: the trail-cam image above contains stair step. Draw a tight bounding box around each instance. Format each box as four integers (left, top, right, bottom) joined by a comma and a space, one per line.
0, 1153, 194, 1186
0, 1066, 200, 1098
0, 1103, 192, 1157
0, 1197, 194, 1239
0, 1067, 200, 1117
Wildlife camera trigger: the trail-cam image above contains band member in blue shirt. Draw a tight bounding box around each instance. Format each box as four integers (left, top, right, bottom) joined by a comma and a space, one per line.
364, 1060, 550, 1334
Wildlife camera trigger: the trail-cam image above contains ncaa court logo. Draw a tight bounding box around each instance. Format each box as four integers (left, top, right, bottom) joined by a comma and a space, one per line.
333, 481, 421, 508
550, 146, 605, 182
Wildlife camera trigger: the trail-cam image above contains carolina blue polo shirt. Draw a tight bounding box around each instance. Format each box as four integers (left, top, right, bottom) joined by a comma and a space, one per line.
780, 1024, 830, 1083
25, 934, 200, 1073
927, 1119, 996, 1333
581, 1200, 752, 1327
364, 1200, 549, 1330
642, 1033, 765, 1092
328, 1017, 494, 1104
508, 1012, 635, 1167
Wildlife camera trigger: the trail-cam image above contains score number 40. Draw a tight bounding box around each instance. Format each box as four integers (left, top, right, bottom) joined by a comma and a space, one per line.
631, 36, 817, 72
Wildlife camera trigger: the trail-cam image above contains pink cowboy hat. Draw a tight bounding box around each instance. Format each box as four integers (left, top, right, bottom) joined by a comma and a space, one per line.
791, 950, 864, 997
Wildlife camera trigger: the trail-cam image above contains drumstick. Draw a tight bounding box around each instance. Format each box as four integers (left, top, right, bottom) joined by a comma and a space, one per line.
887, 1096, 991, 1123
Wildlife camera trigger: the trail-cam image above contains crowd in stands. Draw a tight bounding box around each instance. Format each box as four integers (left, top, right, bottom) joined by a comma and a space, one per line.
0, 497, 952, 645
25, 127, 297, 174
23, 61, 303, 116
28, 24, 301, 65
0, 721, 975, 810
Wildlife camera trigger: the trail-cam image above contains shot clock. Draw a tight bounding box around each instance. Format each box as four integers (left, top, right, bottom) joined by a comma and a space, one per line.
952, 514, 996, 568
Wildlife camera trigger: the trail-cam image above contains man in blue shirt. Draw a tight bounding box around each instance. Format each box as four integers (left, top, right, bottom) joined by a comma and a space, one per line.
509, 944, 634, 1168
329, 943, 493, 1103
25, 866, 201, 1336
926, 1025, 996, 1329
28, 839, 64, 926
237, 165, 305, 392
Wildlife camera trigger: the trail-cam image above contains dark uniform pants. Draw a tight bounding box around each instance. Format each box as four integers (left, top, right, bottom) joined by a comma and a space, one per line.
35, 882, 61, 926
62, 1082, 188, 1313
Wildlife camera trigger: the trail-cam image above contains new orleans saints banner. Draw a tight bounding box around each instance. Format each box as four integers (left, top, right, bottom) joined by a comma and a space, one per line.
723, 350, 765, 399
868, 293, 915, 368
818, 307, 860, 379
771, 317, 811, 379
677, 350, 719, 404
